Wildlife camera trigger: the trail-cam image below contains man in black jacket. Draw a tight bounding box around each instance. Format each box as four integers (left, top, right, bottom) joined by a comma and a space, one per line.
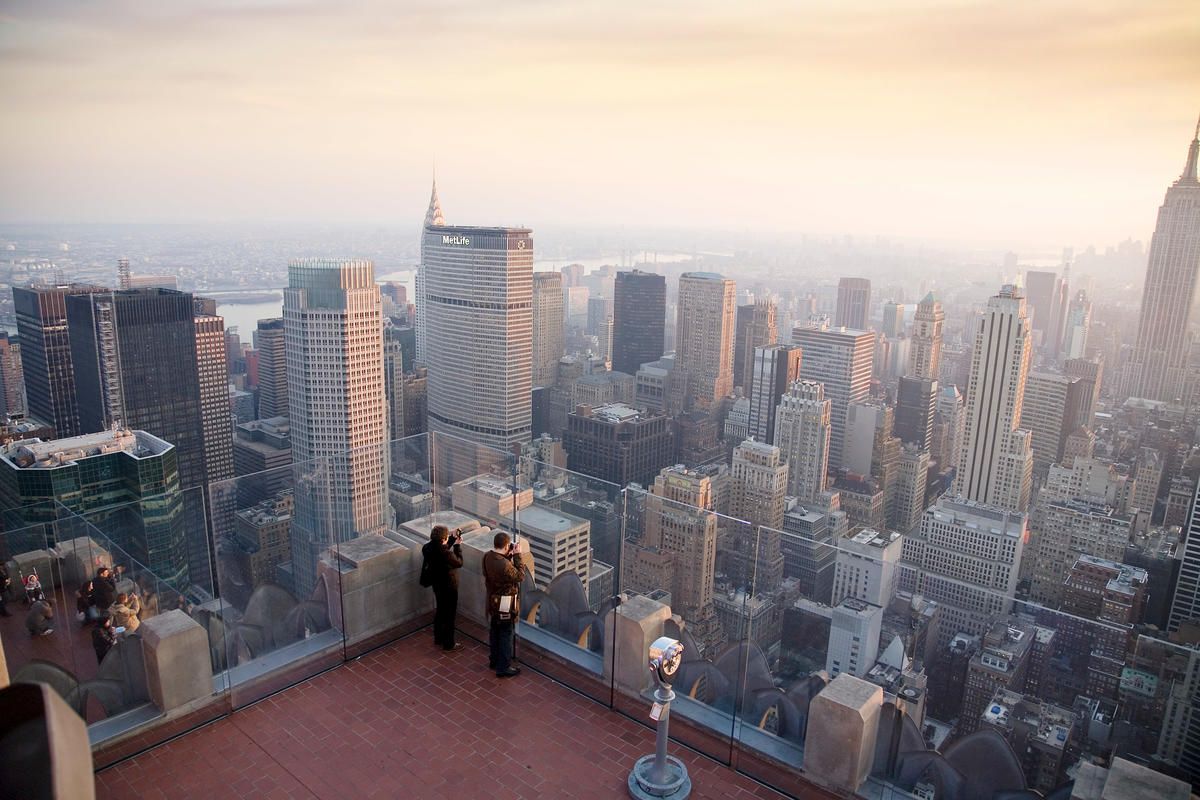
88, 566, 118, 622
422, 525, 464, 651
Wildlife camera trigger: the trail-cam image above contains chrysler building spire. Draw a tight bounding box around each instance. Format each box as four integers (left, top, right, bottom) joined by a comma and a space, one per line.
424, 176, 445, 228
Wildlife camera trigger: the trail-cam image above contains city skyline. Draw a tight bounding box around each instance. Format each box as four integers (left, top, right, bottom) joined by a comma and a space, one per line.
0, 3, 1196, 247
3, 6, 1200, 796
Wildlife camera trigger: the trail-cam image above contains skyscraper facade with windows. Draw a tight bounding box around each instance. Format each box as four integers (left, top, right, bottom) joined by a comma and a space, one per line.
0, 332, 24, 417
1169, 478, 1200, 632
254, 318, 288, 419
835, 277, 871, 330
284, 259, 389, 596
623, 465, 725, 655
773, 380, 831, 502
67, 289, 210, 487
1023, 270, 1065, 358
729, 439, 788, 592
734, 300, 777, 391
612, 270, 666, 377
908, 292, 944, 381
532, 271, 564, 387
194, 308, 235, 488
423, 225, 534, 450
747, 344, 802, 444
954, 285, 1034, 513
0, 429, 189, 587
67, 288, 234, 589
1123, 125, 1200, 402
791, 322, 874, 471
902, 497, 1026, 647
1059, 290, 1091, 362
14, 284, 107, 437
674, 272, 736, 411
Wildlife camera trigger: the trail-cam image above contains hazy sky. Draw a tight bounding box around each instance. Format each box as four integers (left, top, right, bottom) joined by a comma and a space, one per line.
1, 1, 1197, 247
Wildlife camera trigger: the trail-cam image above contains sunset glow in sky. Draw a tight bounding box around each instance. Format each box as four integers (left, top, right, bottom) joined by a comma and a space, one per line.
1, 1, 1197, 246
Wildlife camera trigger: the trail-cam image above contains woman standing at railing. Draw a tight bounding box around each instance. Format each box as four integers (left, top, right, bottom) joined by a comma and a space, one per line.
422, 524, 464, 652
109, 593, 140, 634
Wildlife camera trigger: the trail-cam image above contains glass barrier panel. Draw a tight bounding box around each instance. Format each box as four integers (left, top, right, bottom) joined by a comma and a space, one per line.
860, 575, 1197, 799
420, 431, 517, 655
612, 480, 736, 765
340, 435, 435, 660
731, 520, 844, 794
18, 490, 233, 766
211, 452, 345, 709
508, 447, 621, 705
0, 520, 91, 705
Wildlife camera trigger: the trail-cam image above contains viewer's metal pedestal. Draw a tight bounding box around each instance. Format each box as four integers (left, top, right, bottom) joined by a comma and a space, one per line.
628, 685, 691, 799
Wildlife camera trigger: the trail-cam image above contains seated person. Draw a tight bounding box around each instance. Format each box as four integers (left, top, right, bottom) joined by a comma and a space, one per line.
25, 598, 54, 636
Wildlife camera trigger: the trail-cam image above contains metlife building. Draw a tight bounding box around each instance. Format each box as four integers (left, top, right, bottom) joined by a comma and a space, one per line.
422, 225, 534, 453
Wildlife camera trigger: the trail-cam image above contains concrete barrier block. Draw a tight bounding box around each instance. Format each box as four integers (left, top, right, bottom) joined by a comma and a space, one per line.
803, 674, 883, 794
140, 609, 214, 711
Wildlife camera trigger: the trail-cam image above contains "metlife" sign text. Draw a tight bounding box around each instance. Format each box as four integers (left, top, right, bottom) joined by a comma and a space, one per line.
441, 234, 471, 246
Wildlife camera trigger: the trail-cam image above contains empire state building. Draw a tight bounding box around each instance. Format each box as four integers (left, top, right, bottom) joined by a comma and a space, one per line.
1124, 119, 1200, 402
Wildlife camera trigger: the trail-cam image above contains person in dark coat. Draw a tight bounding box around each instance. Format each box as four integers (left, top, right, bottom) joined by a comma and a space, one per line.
88, 567, 118, 621
483, 532, 525, 678
92, 615, 117, 664
421, 525, 464, 651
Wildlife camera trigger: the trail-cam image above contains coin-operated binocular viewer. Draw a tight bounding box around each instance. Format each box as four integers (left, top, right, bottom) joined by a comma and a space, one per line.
627, 637, 691, 799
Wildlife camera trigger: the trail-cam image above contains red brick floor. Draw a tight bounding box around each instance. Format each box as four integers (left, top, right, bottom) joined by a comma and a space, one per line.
95, 633, 823, 800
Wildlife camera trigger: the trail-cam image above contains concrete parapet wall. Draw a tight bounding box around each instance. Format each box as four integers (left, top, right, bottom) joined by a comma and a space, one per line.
319, 533, 434, 644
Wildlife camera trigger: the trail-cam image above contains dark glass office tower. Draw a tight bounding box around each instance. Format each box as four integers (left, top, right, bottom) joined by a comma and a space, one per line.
895, 376, 938, 449
68, 288, 232, 591
13, 284, 108, 436
69, 289, 206, 483
612, 270, 665, 376
254, 318, 288, 419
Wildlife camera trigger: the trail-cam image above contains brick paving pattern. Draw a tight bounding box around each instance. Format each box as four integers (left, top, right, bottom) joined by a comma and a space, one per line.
95, 633, 824, 799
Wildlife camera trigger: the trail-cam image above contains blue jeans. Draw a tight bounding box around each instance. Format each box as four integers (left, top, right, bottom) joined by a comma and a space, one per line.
489, 615, 515, 673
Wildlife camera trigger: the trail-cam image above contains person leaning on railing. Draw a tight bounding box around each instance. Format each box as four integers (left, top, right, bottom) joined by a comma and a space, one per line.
482, 532, 524, 679
422, 524, 464, 652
